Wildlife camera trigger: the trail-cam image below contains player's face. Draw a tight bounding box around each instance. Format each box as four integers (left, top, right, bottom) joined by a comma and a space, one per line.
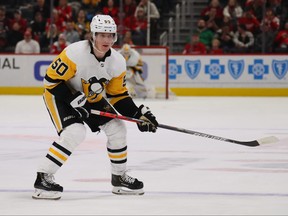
94, 33, 114, 53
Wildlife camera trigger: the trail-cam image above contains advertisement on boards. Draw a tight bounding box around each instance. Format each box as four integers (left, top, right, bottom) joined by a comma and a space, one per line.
168, 55, 288, 88
0, 54, 287, 95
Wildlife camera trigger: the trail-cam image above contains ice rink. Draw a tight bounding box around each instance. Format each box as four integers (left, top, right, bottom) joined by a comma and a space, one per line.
0, 95, 287, 215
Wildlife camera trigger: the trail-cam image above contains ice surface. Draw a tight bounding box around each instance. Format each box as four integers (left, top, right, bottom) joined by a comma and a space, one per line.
0, 95, 287, 215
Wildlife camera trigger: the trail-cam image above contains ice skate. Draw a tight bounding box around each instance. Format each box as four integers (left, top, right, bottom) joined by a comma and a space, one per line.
111, 172, 144, 195
32, 172, 63, 200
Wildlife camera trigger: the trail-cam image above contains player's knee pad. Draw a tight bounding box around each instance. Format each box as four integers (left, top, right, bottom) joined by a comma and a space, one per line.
58, 123, 86, 152
100, 119, 127, 148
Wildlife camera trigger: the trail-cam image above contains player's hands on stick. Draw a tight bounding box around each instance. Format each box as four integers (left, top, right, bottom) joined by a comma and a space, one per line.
69, 91, 91, 119
135, 104, 158, 132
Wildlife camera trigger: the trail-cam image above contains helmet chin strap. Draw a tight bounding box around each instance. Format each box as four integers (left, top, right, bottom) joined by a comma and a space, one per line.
91, 37, 106, 55
93, 43, 106, 54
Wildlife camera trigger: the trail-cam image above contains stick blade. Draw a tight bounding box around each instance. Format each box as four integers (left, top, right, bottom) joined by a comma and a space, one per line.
257, 136, 279, 145
236, 136, 279, 147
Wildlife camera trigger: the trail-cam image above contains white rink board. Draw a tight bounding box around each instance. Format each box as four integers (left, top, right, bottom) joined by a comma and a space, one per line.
1, 54, 287, 89
0, 54, 166, 89
0, 55, 54, 86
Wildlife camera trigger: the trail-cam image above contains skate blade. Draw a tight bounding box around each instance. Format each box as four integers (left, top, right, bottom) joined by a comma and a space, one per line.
32, 188, 62, 200
112, 186, 144, 195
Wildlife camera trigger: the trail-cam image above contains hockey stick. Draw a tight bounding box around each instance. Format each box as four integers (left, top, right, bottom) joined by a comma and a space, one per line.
91, 110, 278, 147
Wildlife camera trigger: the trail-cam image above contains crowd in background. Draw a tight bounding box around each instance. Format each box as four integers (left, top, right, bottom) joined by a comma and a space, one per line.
0, 0, 171, 53
183, 0, 288, 54
0, 0, 287, 54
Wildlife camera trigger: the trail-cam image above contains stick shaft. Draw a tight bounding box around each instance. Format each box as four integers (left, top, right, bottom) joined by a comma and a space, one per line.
91, 110, 143, 123
91, 110, 259, 147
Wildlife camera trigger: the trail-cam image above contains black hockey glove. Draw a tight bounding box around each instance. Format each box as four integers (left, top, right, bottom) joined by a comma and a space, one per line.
134, 104, 158, 133
69, 91, 91, 119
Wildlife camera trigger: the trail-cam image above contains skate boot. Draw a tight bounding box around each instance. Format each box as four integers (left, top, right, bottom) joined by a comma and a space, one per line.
32, 172, 63, 200
111, 172, 144, 195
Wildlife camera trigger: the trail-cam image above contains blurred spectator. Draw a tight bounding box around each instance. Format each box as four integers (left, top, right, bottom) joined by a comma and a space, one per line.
274, 21, 288, 52
122, 30, 135, 45
134, 0, 160, 40
214, 24, 235, 53
0, 7, 9, 51
201, 0, 223, 26
120, 0, 137, 36
83, 31, 91, 41
32, 0, 50, 21
74, 9, 90, 40
245, 0, 266, 22
254, 22, 277, 53
278, 0, 288, 29
50, 33, 70, 54
42, 24, 59, 50
75, 23, 87, 41
233, 24, 254, 53
9, 9, 27, 34
195, 19, 215, 50
45, 9, 66, 34
123, 0, 137, 18
182, 33, 207, 54
223, 0, 243, 18
15, 30, 40, 53
7, 22, 23, 47
55, 0, 73, 22
222, 15, 237, 32
209, 38, 224, 54
260, 8, 280, 32
206, 7, 222, 32
223, 0, 243, 27
238, 10, 260, 35
103, 0, 119, 24
63, 21, 80, 44
135, 0, 160, 19
131, 7, 147, 45
30, 11, 46, 45
267, 0, 283, 19
81, 0, 103, 21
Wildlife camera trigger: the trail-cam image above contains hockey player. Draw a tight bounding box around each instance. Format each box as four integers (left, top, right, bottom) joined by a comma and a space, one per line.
32, 14, 158, 200
118, 43, 153, 98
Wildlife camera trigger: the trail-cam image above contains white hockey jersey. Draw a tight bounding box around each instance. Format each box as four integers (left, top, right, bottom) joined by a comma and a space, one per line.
44, 40, 128, 103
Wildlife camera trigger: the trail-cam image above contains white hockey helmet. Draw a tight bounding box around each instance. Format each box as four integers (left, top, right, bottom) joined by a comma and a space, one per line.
90, 14, 117, 42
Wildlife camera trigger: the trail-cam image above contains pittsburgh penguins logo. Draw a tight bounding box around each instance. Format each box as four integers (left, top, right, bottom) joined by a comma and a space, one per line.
81, 77, 109, 102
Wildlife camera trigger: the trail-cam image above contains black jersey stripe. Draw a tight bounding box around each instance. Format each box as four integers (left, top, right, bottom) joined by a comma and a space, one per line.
106, 91, 129, 98
46, 154, 63, 167
110, 159, 127, 164
52, 142, 72, 156
44, 74, 62, 83
47, 82, 74, 101
107, 146, 127, 153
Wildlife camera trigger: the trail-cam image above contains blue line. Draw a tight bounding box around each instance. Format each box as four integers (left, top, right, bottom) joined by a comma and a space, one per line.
1, 189, 288, 198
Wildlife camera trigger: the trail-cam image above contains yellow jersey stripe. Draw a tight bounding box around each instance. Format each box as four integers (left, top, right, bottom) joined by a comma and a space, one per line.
44, 90, 62, 132
49, 147, 68, 161
108, 152, 127, 159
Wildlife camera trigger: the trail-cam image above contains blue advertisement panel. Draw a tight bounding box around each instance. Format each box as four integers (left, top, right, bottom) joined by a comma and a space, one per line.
169, 55, 288, 88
